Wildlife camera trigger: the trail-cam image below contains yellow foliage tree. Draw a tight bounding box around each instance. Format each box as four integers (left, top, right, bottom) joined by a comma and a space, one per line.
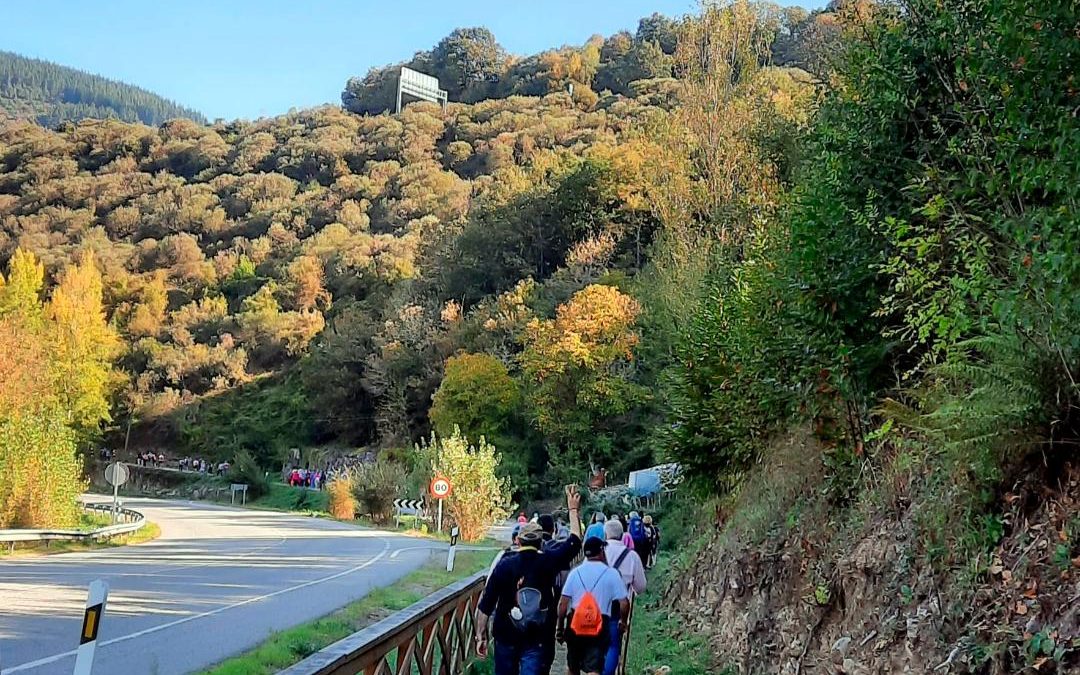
0, 249, 107, 528
520, 284, 642, 475
47, 251, 122, 438
424, 427, 511, 542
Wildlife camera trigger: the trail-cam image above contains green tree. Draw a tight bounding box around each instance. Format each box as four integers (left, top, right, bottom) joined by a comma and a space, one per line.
430, 352, 540, 494
431, 27, 509, 100
422, 427, 512, 542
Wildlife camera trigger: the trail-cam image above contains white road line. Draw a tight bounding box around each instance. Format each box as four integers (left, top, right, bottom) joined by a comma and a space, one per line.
0, 538, 392, 674
389, 545, 441, 559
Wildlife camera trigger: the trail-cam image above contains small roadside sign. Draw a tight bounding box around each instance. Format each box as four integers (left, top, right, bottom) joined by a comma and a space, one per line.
230, 483, 249, 505
429, 475, 452, 533
73, 579, 109, 675
104, 462, 128, 487
104, 463, 128, 524
429, 475, 452, 499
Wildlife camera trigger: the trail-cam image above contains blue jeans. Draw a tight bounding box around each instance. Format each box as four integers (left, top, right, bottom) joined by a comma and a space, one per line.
603, 609, 621, 675
494, 641, 545, 675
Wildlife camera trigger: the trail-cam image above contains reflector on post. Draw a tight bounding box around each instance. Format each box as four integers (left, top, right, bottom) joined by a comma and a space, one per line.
74, 579, 109, 675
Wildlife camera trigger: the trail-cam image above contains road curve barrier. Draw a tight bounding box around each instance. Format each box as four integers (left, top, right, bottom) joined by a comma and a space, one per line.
0, 502, 147, 550
280, 569, 636, 675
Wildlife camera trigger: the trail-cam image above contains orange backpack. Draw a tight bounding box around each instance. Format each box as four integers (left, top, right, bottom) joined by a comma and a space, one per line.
569, 570, 605, 637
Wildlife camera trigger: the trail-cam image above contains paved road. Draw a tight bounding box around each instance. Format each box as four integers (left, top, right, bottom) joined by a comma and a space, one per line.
0, 497, 440, 675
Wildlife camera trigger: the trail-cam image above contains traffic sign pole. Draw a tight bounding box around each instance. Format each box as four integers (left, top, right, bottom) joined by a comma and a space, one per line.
73, 579, 109, 675
105, 463, 129, 524
428, 475, 452, 533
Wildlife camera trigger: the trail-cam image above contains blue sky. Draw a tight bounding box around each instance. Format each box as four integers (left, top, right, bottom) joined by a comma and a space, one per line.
1, 1, 826, 121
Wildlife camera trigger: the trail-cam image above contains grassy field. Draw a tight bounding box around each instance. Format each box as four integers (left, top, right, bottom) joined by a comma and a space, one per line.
201, 550, 495, 675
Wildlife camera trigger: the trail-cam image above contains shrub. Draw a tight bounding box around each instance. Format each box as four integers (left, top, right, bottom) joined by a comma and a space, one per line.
0, 408, 85, 528
227, 449, 269, 500
327, 477, 356, 520
350, 459, 407, 524
423, 427, 512, 542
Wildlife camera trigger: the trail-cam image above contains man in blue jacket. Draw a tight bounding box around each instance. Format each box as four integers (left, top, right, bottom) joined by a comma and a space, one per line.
476, 485, 583, 675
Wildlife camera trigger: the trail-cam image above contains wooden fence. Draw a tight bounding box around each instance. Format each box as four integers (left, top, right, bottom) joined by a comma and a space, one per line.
280, 571, 486, 675
282, 569, 637, 675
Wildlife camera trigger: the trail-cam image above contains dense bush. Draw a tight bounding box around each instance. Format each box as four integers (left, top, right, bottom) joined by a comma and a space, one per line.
349, 459, 407, 523
423, 428, 512, 542
327, 476, 357, 520
227, 450, 270, 500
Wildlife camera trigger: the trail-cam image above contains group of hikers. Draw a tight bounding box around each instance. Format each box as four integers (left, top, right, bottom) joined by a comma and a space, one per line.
476, 485, 658, 675
286, 466, 325, 489
177, 456, 228, 475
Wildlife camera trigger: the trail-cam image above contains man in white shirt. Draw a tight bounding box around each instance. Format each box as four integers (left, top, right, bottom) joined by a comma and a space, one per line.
557, 537, 628, 675
603, 520, 646, 594
601, 520, 645, 675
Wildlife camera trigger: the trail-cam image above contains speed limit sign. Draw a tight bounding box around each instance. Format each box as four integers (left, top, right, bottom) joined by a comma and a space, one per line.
429, 475, 452, 499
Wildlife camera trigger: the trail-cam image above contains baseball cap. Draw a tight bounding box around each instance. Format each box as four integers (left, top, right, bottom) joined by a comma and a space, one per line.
518, 522, 544, 545
583, 536, 607, 557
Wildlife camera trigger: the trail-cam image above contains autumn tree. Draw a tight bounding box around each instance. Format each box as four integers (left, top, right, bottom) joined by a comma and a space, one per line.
520, 284, 644, 477
47, 251, 122, 438
0, 249, 114, 528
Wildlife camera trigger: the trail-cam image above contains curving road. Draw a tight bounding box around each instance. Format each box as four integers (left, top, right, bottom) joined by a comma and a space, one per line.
0, 497, 440, 675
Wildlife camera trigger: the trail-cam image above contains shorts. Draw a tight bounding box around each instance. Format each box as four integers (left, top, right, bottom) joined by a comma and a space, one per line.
566, 617, 610, 674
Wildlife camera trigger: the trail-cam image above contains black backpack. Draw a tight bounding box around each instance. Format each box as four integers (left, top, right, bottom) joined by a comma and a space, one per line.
510, 553, 548, 633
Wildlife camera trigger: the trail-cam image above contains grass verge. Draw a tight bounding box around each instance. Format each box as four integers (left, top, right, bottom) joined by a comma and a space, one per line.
200, 549, 495, 675
624, 558, 724, 675
245, 482, 329, 514
0, 521, 162, 557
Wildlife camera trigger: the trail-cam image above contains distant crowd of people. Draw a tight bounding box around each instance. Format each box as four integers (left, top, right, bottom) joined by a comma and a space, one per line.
477, 487, 661, 675
286, 467, 325, 490
135, 451, 166, 467
178, 457, 229, 475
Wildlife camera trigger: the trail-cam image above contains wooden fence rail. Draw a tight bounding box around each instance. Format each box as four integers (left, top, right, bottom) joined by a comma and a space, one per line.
283, 569, 636, 675
281, 571, 486, 675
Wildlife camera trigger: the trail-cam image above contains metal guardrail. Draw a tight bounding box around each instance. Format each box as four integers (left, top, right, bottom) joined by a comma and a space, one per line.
0, 502, 146, 548
282, 569, 636, 675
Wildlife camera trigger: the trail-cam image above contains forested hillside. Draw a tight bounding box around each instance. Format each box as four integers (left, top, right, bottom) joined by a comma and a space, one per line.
342, 6, 838, 113
0, 6, 828, 498
4, 1, 1080, 667
0, 51, 205, 127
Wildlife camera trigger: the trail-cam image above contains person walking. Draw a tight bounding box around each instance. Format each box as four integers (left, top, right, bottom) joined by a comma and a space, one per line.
601, 520, 646, 675
584, 512, 606, 541
642, 515, 660, 568
627, 511, 649, 566
476, 486, 583, 675
557, 537, 629, 675
538, 513, 576, 675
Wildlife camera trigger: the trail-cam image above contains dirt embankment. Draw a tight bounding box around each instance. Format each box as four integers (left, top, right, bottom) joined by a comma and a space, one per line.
664, 430, 1080, 674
